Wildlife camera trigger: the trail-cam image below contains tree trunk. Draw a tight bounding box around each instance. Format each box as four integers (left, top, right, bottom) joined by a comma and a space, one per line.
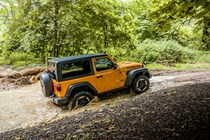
202, 18, 210, 50
103, 23, 108, 50
52, 0, 59, 57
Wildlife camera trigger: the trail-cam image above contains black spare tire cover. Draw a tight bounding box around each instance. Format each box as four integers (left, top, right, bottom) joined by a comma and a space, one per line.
40, 72, 53, 97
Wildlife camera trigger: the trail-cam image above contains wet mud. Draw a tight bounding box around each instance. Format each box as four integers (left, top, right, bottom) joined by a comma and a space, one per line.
0, 68, 210, 133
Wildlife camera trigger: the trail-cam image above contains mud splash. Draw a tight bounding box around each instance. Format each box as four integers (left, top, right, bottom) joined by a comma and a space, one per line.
150, 76, 176, 91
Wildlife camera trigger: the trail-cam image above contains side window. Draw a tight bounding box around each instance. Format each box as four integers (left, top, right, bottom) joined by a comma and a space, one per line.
61, 60, 91, 79
94, 58, 114, 71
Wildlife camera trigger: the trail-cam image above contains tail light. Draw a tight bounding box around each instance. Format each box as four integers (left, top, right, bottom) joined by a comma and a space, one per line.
55, 84, 61, 92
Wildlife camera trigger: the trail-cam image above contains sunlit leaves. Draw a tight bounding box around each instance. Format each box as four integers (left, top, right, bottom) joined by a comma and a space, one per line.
149, 0, 210, 50
0, 0, 138, 60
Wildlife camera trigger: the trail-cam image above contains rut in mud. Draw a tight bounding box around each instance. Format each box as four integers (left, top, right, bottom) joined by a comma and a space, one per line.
0, 68, 210, 134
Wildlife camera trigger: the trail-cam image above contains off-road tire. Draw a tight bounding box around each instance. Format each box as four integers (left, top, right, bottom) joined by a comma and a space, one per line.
132, 75, 150, 94
69, 91, 93, 110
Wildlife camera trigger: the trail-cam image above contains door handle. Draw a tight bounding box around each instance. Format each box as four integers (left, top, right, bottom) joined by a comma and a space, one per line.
97, 75, 103, 78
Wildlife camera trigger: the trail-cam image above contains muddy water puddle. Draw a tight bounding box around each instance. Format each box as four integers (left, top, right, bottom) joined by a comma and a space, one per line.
0, 83, 133, 133
0, 83, 62, 133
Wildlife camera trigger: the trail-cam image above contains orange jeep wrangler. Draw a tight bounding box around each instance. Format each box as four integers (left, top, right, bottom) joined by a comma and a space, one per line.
40, 54, 151, 109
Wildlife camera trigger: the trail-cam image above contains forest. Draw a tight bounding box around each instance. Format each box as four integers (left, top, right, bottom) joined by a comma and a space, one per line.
0, 0, 210, 68
0, 1, 210, 138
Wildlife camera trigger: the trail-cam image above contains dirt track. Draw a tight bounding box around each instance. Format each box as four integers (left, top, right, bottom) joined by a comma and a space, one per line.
1, 82, 210, 140
0, 68, 210, 135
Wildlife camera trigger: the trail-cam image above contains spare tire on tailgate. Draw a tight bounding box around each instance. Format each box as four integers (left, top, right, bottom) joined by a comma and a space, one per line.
40, 73, 53, 97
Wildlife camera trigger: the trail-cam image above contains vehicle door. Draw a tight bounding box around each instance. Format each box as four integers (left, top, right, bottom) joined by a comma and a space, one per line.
93, 57, 123, 93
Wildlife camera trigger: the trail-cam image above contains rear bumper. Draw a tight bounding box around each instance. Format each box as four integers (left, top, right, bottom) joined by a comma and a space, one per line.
52, 95, 68, 105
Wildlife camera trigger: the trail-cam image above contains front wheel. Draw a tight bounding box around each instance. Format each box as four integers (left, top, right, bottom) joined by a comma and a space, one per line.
132, 76, 150, 94
69, 91, 93, 110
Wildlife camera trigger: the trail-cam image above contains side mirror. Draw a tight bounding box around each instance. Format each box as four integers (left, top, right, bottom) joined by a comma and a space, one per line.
113, 63, 117, 70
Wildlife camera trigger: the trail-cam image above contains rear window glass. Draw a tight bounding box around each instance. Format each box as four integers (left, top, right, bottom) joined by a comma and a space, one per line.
61, 60, 91, 79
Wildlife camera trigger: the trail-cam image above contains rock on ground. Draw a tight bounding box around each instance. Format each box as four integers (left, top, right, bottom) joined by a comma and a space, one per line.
0, 82, 210, 140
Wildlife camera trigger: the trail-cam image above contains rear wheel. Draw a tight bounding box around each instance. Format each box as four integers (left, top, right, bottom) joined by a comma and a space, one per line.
132, 75, 150, 94
69, 91, 93, 110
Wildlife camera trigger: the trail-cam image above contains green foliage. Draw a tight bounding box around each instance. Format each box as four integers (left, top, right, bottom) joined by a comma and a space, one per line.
175, 24, 203, 49
147, 62, 210, 70
174, 63, 210, 70
0, 0, 137, 61
150, 0, 210, 50
8, 52, 31, 63
151, 0, 210, 20
146, 63, 171, 70
0, 0, 209, 67
195, 51, 210, 63
0, 59, 10, 65
124, 39, 197, 64
0, 51, 38, 67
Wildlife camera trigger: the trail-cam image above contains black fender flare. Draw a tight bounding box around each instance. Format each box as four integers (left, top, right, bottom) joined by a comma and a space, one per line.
65, 82, 98, 101
124, 68, 151, 86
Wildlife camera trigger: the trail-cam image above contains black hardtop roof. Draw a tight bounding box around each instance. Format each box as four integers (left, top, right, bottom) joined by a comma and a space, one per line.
49, 53, 108, 63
